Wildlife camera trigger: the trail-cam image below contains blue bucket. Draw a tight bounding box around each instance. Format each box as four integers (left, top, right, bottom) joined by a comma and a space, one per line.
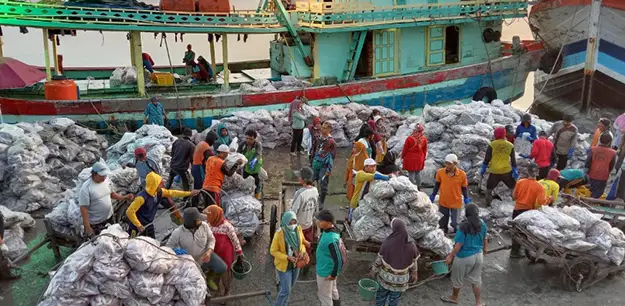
431, 260, 449, 275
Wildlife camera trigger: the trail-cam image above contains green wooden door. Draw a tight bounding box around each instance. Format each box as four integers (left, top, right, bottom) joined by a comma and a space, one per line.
374, 29, 399, 76
427, 26, 445, 66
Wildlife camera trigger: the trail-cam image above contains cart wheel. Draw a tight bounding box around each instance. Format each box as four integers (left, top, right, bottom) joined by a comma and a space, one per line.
525, 249, 539, 263
560, 258, 596, 292
269, 204, 278, 243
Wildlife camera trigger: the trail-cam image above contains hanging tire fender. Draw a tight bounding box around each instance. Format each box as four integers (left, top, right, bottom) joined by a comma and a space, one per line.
472, 87, 498, 103
483, 28, 495, 43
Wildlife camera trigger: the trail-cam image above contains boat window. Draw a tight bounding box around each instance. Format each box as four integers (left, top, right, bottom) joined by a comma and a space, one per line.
445, 26, 460, 65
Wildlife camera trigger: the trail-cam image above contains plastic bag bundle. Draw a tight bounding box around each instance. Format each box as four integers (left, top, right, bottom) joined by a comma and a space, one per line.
369, 181, 395, 199
586, 220, 613, 251
608, 246, 625, 266
563, 206, 601, 231
393, 190, 419, 206
370, 226, 393, 243
418, 229, 454, 257
513, 210, 558, 230
540, 206, 581, 230
352, 215, 385, 241
560, 239, 597, 252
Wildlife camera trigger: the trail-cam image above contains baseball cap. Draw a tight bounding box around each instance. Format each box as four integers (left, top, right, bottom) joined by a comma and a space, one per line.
444, 154, 458, 164
217, 144, 230, 153
134, 147, 147, 157
364, 158, 377, 166
547, 169, 560, 181
183, 207, 207, 223
91, 161, 110, 176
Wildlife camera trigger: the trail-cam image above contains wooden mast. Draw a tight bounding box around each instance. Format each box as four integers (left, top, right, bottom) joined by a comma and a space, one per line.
42, 29, 52, 81
580, 0, 602, 114
209, 36, 217, 81
51, 34, 59, 75
128, 31, 146, 97
222, 33, 230, 91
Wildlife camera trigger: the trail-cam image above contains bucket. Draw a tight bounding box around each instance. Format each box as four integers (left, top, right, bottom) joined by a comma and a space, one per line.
431, 260, 449, 275
232, 260, 252, 280
358, 278, 379, 301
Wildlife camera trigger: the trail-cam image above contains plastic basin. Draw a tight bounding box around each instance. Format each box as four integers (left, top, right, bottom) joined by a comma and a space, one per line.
431, 260, 449, 275
232, 260, 252, 280
358, 278, 379, 301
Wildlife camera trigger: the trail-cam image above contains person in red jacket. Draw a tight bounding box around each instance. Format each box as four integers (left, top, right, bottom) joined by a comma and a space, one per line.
526, 131, 557, 180
586, 133, 617, 198
402, 123, 428, 187
142, 52, 155, 73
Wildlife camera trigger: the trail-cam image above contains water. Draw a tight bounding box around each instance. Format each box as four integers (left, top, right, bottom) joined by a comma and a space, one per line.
1, 2, 536, 110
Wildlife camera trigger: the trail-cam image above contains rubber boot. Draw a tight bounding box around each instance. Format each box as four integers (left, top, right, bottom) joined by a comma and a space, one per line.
206, 272, 219, 291
485, 189, 493, 207
332, 299, 340, 306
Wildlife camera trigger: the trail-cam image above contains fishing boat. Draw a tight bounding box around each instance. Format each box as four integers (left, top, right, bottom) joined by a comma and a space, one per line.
529, 0, 625, 119
0, 0, 542, 131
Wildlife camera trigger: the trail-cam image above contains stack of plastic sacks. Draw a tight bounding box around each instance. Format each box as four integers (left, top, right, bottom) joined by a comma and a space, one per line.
236, 75, 313, 93
0, 205, 36, 261
350, 176, 453, 257
513, 206, 625, 265
0, 118, 107, 212
45, 165, 140, 237
220, 153, 262, 237
39, 224, 207, 306
386, 101, 589, 188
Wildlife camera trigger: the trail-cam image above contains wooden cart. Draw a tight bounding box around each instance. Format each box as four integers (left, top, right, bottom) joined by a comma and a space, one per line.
509, 223, 625, 292
561, 194, 625, 232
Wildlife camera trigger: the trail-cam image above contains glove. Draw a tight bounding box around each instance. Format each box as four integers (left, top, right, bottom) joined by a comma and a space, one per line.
512, 167, 519, 180
374, 173, 390, 181
568, 148, 574, 159
0, 244, 8, 255
173, 248, 188, 256
519, 154, 530, 159
463, 197, 472, 205
480, 164, 488, 176
522, 132, 530, 141
429, 194, 436, 203
249, 158, 258, 169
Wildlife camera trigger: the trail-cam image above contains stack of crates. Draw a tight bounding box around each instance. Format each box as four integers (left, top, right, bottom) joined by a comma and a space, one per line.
151, 72, 175, 86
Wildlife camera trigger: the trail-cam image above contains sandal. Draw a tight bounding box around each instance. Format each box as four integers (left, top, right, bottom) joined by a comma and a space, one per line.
440, 296, 458, 304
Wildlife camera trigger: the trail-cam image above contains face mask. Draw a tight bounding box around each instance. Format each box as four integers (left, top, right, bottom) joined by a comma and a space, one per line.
287, 224, 297, 230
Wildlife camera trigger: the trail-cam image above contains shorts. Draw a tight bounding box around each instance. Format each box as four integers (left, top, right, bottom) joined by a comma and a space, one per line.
451, 252, 483, 287
486, 172, 516, 190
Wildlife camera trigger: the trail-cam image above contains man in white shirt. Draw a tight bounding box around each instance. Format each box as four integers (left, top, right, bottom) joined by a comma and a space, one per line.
79, 162, 133, 237
290, 166, 319, 273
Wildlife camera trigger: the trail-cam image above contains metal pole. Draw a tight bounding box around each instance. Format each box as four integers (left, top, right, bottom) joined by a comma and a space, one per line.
209, 35, 217, 81
0, 35, 4, 58
51, 34, 59, 75
42, 29, 52, 81
222, 33, 230, 91
129, 31, 146, 97
580, 0, 602, 114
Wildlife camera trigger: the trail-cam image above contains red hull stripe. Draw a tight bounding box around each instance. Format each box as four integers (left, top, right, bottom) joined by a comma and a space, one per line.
531, 0, 625, 14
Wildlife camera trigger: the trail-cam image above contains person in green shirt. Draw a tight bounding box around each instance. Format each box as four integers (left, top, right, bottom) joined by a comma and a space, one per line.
315, 210, 343, 306
238, 129, 264, 199
182, 44, 196, 76
289, 98, 307, 156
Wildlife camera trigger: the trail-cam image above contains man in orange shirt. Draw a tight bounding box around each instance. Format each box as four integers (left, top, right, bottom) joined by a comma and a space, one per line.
202, 145, 243, 207
586, 133, 617, 198
191, 131, 217, 207
429, 154, 471, 234
590, 118, 612, 147
511, 163, 548, 258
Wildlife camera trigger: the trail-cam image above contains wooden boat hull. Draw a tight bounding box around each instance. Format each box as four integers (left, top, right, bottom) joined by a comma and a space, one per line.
0, 51, 542, 130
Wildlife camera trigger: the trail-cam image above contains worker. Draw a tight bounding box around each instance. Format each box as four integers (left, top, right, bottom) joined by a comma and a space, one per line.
205, 205, 244, 294
307, 117, 322, 164
238, 129, 264, 199
430, 154, 471, 234
143, 96, 166, 126
441, 203, 487, 306
345, 127, 375, 201
166, 128, 195, 191
515, 114, 537, 142
510, 163, 548, 258
526, 131, 557, 180
311, 121, 336, 210
550, 114, 578, 170
315, 210, 344, 306
358, 110, 383, 161
270, 211, 308, 306
166, 208, 227, 281
79, 162, 133, 237
558, 168, 587, 190
377, 151, 398, 176
191, 60, 210, 82
289, 98, 306, 156
183, 44, 196, 76
197, 56, 214, 81
203, 145, 243, 206
585, 133, 617, 198
142, 52, 155, 73
126, 172, 198, 238
505, 125, 515, 144
539, 169, 561, 206
401, 123, 428, 187
349, 158, 390, 222
0, 212, 20, 280
591, 118, 612, 147
373, 116, 387, 164
481, 127, 517, 207
371, 218, 419, 306
290, 167, 319, 275
191, 131, 218, 207
123, 147, 161, 190
213, 123, 233, 151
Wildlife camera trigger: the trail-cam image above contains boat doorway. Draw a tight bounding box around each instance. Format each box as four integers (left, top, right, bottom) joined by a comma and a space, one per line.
445, 25, 460, 65
355, 31, 373, 79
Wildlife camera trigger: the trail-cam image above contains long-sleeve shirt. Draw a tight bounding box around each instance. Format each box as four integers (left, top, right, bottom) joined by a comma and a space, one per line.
513, 178, 547, 210
170, 137, 195, 171
371, 254, 418, 292
126, 188, 189, 228
290, 186, 319, 230
550, 121, 578, 155
350, 171, 389, 208
166, 222, 215, 262
291, 111, 306, 129
539, 179, 560, 204
515, 123, 537, 142
144, 102, 165, 126
125, 158, 161, 188
530, 138, 557, 168
211, 221, 243, 255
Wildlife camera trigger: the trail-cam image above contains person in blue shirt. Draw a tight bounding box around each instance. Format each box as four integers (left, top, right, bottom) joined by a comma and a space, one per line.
441, 203, 487, 306
143, 96, 166, 126
558, 168, 587, 189
515, 113, 537, 143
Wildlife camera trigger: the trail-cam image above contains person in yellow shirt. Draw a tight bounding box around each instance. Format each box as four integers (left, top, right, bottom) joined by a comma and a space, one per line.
480, 127, 517, 207
345, 127, 375, 200
126, 172, 200, 238
539, 169, 560, 206
348, 158, 390, 222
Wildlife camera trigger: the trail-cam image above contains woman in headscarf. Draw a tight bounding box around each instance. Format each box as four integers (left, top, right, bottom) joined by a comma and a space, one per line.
307, 117, 323, 163
345, 127, 375, 201
371, 218, 419, 306
204, 205, 243, 296
213, 123, 232, 151
270, 211, 308, 306
289, 98, 307, 156
441, 203, 487, 306
402, 123, 428, 187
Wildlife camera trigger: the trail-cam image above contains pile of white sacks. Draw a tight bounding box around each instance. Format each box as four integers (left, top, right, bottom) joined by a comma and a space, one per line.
0, 205, 36, 261
39, 225, 207, 306
106, 124, 176, 174
221, 153, 263, 238
0, 119, 107, 213
351, 176, 454, 257
513, 206, 625, 265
